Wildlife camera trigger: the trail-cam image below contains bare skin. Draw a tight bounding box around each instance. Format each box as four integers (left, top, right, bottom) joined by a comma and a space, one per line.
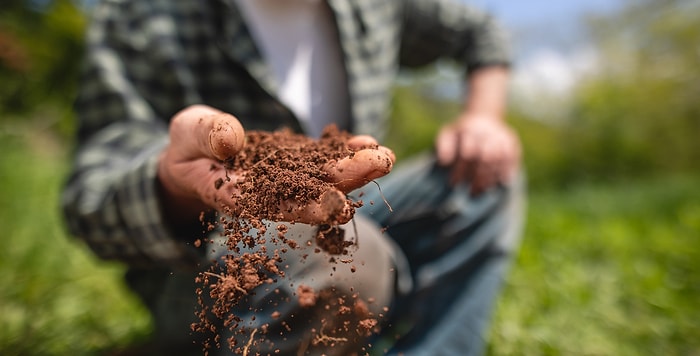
436, 66, 521, 195
157, 105, 395, 228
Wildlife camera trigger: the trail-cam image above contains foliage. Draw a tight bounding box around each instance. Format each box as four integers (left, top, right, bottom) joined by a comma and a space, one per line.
538, 0, 700, 186
0, 0, 85, 136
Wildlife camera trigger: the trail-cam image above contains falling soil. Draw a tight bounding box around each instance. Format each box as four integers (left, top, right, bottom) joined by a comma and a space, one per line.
191, 125, 384, 355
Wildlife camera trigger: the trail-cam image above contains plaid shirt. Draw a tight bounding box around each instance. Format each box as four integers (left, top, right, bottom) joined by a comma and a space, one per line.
61, 0, 511, 269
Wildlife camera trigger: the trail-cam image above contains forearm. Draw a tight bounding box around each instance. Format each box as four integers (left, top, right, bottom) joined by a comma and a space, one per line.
462, 65, 510, 119
60, 0, 209, 269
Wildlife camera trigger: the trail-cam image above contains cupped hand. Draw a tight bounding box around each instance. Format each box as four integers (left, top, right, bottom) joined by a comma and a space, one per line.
157, 105, 244, 224
435, 114, 521, 195
157, 105, 395, 225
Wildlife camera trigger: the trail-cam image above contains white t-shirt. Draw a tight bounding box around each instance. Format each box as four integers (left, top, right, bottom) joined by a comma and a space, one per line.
235, 0, 350, 138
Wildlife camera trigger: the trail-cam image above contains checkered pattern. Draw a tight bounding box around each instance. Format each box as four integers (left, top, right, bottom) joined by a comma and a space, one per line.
61, 0, 511, 269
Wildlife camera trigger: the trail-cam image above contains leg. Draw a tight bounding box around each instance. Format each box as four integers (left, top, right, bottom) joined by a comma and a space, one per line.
123, 267, 209, 355
354, 153, 525, 356
125, 215, 404, 356
211, 216, 402, 355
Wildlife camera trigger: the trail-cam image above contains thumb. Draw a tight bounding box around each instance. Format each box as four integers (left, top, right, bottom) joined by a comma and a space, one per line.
170, 105, 246, 161
435, 125, 458, 166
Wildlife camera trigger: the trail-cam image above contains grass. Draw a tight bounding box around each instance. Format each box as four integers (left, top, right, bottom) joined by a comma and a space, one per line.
0, 129, 151, 356
488, 176, 700, 355
1, 126, 698, 355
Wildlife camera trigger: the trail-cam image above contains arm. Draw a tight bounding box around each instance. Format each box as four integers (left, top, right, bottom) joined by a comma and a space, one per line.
401, 0, 521, 194
60, 1, 203, 269
436, 65, 521, 194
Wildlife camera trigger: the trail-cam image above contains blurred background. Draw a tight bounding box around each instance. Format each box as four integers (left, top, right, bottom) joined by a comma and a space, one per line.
0, 0, 698, 354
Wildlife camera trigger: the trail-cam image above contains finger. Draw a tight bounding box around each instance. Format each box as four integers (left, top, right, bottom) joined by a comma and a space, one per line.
470, 160, 497, 196
324, 148, 395, 192
436, 127, 458, 166
502, 156, 520, 185
217, 183, 354, 225
450, 133, 479, 185
171, 106, 246, 161
502, 134, 522, 184
188, 159, 236, 207
160, 154, 242, 212
277, 189, 355, 225
470, 135, 521, 194
345, 136, 397, 163
482, 133, 519, 187
346, 135, 379, 150
208, 113, 246, 160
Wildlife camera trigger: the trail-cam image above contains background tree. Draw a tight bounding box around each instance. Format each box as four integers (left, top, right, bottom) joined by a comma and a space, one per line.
0, 0, 85, 136
548, 0, 700, 185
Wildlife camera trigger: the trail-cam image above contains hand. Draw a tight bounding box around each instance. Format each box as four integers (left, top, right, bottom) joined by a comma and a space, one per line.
261, 134, 395, 225
435, 113, 521, 195
157, 105, 395, 225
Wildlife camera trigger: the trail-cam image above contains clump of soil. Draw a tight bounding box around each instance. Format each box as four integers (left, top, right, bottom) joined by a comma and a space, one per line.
191, 125, 383, 355
224, 125, 361, 225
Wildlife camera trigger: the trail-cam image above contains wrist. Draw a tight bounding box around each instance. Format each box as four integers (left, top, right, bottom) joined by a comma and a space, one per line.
456, 112, 504, 126
463, 65, 509, 120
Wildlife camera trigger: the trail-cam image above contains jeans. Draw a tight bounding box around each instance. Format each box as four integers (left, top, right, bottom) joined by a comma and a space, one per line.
125, 153, 525, 355
358, 153, 525, 356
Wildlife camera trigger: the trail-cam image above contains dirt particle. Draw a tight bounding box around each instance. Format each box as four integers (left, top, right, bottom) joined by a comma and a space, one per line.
192, 125, 387, 354
297, 285, 317, 308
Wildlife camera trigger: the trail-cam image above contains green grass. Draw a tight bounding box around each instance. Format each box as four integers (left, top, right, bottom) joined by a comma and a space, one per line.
1, 127, 698, 355
0, 129, 151, 356
488, 177, 700, 356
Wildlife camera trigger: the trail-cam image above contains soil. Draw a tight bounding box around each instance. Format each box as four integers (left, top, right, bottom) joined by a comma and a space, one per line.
191, 125, 383, 355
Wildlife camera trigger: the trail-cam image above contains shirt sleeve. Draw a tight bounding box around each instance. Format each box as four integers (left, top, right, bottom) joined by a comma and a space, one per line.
399, 0, 512, 72
61, 1, 203, 269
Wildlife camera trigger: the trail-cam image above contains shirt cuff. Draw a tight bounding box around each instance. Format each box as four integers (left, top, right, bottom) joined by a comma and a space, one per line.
113, 142, 203, 269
